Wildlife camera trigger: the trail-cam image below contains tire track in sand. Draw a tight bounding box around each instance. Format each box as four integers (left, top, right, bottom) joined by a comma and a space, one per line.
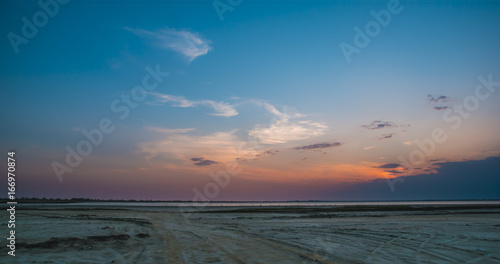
151, 213, 185, 263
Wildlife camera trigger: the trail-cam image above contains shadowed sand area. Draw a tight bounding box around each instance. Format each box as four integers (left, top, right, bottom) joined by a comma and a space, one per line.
2, 204, 500, 263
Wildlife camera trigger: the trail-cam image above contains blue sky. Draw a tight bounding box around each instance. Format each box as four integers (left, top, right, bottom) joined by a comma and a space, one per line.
1, 0, 499, 200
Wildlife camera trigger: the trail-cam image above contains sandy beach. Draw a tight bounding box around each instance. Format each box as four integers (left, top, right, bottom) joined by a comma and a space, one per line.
2, 204, 500, 263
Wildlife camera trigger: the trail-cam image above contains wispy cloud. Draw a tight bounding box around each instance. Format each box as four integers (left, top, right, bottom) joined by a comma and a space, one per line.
376, 163, 401, 169
249, 120, 328, 144
427, 94, 455, 111
427, 94, 451, 103
386, 169, 404, 174
260, 102, 293, 120
293, 142, 342, 150
145, 126, 195, 134
126, 27, 211, 62
378, 133, 393, 140
250, 100, 305, 119
362, 120, 409, 130
142, 127, 282, 168
362, 120, 394, 130
141, 129, 248, 165
433, 106, 452, 111
403, 141, 413, 146
150, 93, 238, 117
202, 100, 239, 117
258, 149, 280, 157
375, 163, 406, 176
191, 157, 218, 166
243, 149, 280, 161
152, 94, 197, 107
248, 102, 327, 144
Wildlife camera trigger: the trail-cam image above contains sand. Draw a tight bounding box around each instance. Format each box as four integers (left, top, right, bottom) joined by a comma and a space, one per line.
1, 204, 500, 263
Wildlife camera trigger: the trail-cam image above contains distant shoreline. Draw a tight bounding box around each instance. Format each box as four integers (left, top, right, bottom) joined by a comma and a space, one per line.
2, 198, 500, 204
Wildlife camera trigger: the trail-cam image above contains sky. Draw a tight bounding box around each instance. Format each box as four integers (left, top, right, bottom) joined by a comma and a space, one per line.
1, 0, 499, 201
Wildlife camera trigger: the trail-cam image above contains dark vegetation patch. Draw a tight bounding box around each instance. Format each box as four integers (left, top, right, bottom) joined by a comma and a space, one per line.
21, 212, 152, 226
18, 234, 130, 250
75, 215, 152, 226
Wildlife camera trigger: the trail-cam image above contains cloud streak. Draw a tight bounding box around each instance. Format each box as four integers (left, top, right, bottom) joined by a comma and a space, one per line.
145, 126, 195, 134
378, 133, 393, 140
249, 120, 328, 144
362, 121, 409, 130
248, 102, 328, 144
141, 129, 250, 165
427, 94, 451, 103
377, 163, 401, 169
126, 27, 211, 61
433, 106, 452, 111
362, 121, 394, 130
293, 142, 342, 150
151, 93, 238, 117
191, 157, 218, 166
427, 94, 455, 111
